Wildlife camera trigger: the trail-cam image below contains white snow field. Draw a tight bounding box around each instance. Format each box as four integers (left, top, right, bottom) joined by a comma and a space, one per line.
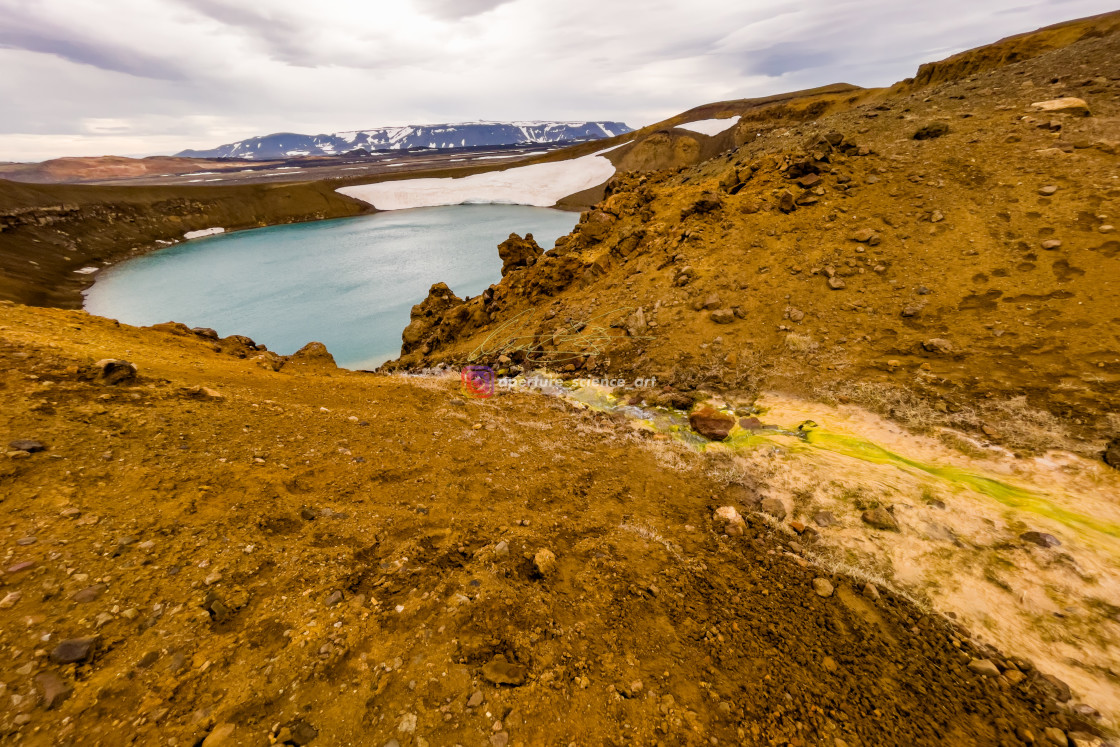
183, 228, 226, 240
336, 150, 618, 210
677, 116, 741, 136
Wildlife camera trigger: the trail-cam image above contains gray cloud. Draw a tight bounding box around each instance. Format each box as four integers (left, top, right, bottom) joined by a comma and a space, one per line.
0, 7, 184, 79
416, 0, 514, 19
0, 0, 1116, 161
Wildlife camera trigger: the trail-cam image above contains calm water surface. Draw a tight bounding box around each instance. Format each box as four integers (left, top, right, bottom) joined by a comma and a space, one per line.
84, 205, 578, 369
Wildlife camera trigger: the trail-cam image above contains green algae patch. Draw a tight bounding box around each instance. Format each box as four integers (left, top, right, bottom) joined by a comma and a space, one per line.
796, 426, 1120, 541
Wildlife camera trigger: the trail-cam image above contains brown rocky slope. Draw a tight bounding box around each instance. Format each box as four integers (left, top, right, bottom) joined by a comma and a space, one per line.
0, 301, 1103, 746
387, 24, 1120, 457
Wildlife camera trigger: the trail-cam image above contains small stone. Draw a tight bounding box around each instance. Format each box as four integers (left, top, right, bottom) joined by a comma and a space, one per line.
688, 407, 736, 441
702, 293, 722, 310
813, 511, 837, 527
1100, 225, 1115, 234
1030, 97, 1091, 116
532, 548, 557, 577
822, 656, 838, 673
1038, 185, 1059, 196
50, 637, 96, 664
9, 439, 45, 453
1042, 727, 1068, 746
201, 724, 237, 746
862, 582, 881, 601
33, 671, 72, 710
760, 498, 787, 521
481, 654, 526, 686
491, 733, 510, 747
0, 592, 20, 609
1020, 531, 1060, 548
494, 540, 509, 557
94, 359, 137, 385
812, 578, 834, 598
467, 690, 484, 708
713, 506, 746, 536
325, 590, 344, 607
60, 508, 81, 519
861, 507, 900, 532
203, 572, 223, 586
913, 122, 950, 140
922, 338, 953, 354
72, 584, 107, 603
710, 309, 736, 324
968, 658, 1001, 677
827, 277, 846, 290
1004, 669, 1026, 686
1041, 239, 1062, 250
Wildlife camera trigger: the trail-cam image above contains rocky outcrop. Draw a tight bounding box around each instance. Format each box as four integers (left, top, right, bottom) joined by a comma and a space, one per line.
286, 342, 337, 372
498, 233, 543, 276
400, 283, 464, 357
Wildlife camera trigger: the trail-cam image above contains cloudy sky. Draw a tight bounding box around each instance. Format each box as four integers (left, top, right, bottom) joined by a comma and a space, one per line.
0, 0, 1114, 161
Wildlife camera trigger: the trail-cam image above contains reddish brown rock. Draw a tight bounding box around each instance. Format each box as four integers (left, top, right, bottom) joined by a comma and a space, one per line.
689, 407, 736, 440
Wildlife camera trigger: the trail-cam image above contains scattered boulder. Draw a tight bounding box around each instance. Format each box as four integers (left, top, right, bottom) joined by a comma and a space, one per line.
828, 277, 846, 290
738, 416, 763, 431
192, 327, 219, 340
33, 671, 72, 710
50, 637, 97, 664
913, 122, 951, 140
968, 658, 1001, 677
778, 191, 796, 213
532, 548, 557, 577
1020, 531, 1060, 548
482, 654, 526, 686
9, 439, 45, 453
183, 385, 224, 400
201, 724, 238, 746
850, 228, 880, 244
688, 407, 736, 440
761, 498, 788, 521
710, 309, 735, 324
861, 507, 900, 532
681, 193, 722, 218
94, 359, 137, 385
1103, 438, 1120, 469
498, 233, 543, 275
1042, 727, 1069, 746
921, 338, 953, 354
713, 506, 746, 536
1030, 97, 1091, 117
813, 511, 837, 527
812, 578, 834, 598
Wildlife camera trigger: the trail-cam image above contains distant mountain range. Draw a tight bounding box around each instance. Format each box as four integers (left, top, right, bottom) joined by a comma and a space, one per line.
176, 121, 632, 160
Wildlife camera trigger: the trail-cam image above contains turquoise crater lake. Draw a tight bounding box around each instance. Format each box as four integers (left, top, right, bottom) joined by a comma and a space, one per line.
84, 205, 579, 369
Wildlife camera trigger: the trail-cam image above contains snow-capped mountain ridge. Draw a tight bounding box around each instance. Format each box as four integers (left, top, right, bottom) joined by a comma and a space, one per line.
177, 121, 632, 160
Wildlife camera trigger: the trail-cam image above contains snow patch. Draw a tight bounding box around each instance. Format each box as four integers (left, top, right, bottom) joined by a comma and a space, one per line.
337, 150, 617, 210
677, 116, 741, 136
184, 228, 226, 240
